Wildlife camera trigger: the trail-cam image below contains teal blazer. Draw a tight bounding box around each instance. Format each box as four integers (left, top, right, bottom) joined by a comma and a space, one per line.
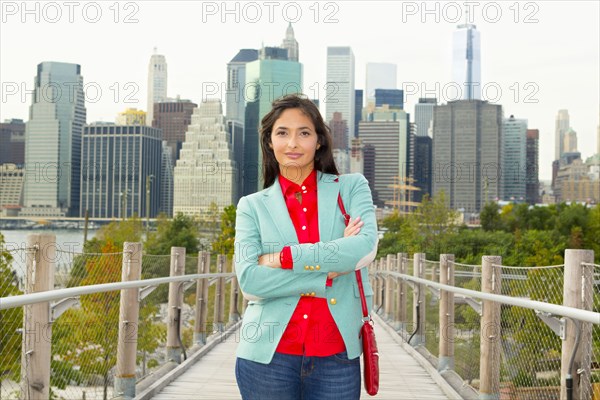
233, 172, 378, 364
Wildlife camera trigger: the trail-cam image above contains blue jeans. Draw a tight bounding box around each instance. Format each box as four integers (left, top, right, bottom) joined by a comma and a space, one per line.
235, 351, 361, 400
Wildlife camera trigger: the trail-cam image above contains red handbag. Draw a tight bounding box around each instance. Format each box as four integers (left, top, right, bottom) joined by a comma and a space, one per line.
337, 194, 380, 396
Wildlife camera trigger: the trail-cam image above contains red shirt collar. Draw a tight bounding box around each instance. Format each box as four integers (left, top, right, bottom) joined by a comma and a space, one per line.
278, 169, 318, 197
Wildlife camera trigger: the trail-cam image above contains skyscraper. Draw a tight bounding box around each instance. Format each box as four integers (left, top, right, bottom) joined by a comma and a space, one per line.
244, 47, 303, 193
555, 109, 570, 160
358, 107, 411, 208
365, 63, 397, 105
0, 119, 25, 165
152, 98, 197, 163
432, 100, 502, 213
80, 123, 162, 219
173, 100, 237, 217
147, 49, 168, 126
21, 62, 86, 217
226, 49, 259, 122
281, 23, 299, 62
160, 140, 174, 216
375, 89, 404, 109
354, 90, 363, 135
326, 47, 355, 141
414, 135, 432, 203
415, 98, 437, 137
563, 128, 578, 153
526, 129, 540, 204
452, 23, 481, 100
502, 115, 527, 202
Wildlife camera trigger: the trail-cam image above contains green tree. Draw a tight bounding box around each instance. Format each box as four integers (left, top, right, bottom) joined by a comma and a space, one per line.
55, 241, 122, 400
213, 205, 236, 256
69, 217, 144, 287
480, 202, 502, 231
145, 213, 199, 256
0, 233, 22, 383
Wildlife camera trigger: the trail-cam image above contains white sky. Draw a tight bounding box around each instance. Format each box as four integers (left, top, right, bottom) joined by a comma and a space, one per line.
1, 0, 599, 182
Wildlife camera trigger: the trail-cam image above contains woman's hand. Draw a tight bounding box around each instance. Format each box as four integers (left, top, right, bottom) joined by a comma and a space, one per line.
343, 216, 363, 238
328, 216, 364, 280
258, 252, 281, 268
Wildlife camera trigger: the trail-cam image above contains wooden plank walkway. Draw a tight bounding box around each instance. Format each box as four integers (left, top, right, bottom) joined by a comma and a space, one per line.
151, 315, 459, 399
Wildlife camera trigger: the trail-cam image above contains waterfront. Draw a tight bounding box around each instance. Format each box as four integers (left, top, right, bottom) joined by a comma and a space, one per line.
1, 229, 97, 253
1, 229, 98, 280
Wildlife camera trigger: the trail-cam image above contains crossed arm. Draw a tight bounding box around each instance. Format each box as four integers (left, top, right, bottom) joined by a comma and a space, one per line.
234, 176, 378, 300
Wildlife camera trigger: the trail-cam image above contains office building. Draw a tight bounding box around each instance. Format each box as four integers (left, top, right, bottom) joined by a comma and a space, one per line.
432, 100, 502, 213
415, 98, 437, 137
555, 109, 570, 160
281, 22, 299, 61
502, 116, 527, 202
21, 62, 86, 217
173, 100, 237, 218
244, 47, 302, 193
226, 49, 259, 122
375, 89, 403, 109
0, 119, 25, 166
152, 98, 197, 163
80, 123, 162, 219
326, 47, 355, 141
526, 129, 540, 204
358, 107, 411, 208
147, 50, 168, 126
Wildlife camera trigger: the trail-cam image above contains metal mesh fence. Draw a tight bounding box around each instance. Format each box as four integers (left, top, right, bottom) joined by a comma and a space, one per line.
495, 264, 564, 399
449, 260, 482, 386
0, 246, 28, 399
0, 243, 239, 400
583, 263, 600, 400
424, 259, 440, 357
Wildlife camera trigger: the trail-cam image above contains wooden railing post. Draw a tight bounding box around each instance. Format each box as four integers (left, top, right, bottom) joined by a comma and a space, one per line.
228, 257, 240, 324
166, 247, 185, 363
213, 254, 226, 333
194, 251, 210, 345
480, 255, 502, 400
115, 242, 142, 399
410, 253, 426, 346
560, 249, 594, 400
396, 253, 407, 331
384, 254, 394, 321
438, 254, 455, 372
21, 234, 55, 400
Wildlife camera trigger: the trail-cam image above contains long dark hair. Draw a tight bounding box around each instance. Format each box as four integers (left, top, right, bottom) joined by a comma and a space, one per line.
260, 94, 339, 188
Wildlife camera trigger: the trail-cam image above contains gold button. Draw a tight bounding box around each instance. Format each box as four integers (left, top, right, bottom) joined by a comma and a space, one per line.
300, 293, 305, 296
304, 265, 310, 270
330, 298, 337, 305
315, 265, 321, 270
311, 292, 316, 296
310, 266, 315, 270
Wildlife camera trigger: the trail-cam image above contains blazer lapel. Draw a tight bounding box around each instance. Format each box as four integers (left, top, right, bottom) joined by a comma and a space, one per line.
261, 178, 298, 245
317, 171, 341, 242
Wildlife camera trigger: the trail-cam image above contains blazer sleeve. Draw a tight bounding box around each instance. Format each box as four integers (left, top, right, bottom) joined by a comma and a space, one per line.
234, 196, 328, 301
288, 174, 379, 274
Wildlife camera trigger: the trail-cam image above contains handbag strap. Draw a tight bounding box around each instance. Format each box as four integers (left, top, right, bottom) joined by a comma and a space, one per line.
337, 193, 370, 320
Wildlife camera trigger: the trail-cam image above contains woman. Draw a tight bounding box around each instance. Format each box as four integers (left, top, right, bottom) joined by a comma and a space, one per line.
233, 94, 378, 399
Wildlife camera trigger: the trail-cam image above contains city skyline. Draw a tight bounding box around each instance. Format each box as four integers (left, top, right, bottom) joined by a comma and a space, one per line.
1, 1, 599, 182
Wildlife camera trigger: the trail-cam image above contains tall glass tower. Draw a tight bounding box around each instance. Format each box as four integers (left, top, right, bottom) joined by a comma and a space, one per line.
147, 48, 168, 126
452, 23, 481, 100
326, 47, 355, 142
244, 51, 303, 193
21, 62, 86, 217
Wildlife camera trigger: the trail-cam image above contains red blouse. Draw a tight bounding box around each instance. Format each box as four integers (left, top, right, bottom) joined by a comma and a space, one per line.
275, 170, 346, 356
